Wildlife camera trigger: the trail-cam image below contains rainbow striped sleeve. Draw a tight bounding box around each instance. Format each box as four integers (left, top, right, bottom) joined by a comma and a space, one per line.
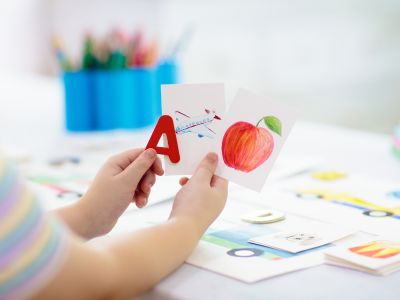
0, 157, 70, 300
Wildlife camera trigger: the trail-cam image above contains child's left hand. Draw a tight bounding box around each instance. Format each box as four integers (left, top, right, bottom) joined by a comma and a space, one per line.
56, 148, 164, 239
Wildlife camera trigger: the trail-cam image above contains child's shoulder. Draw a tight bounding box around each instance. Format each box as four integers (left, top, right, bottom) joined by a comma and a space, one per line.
0, 153, 70, 299
0, 153, 17, 177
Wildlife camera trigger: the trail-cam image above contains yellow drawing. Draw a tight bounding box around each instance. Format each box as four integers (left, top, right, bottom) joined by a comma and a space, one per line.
295, 189, 400, 219
311, 171, 347, 181
350, 241, 400, 259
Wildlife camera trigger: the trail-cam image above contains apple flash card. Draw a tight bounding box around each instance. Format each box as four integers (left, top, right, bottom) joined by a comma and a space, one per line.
161, 83, 225, 175
214, 89, 296, 191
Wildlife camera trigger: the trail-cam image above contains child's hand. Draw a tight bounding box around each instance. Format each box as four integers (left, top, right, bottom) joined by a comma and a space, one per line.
169, 153, 228, 236
59, 148, 164, 238
44, 152, 227, 299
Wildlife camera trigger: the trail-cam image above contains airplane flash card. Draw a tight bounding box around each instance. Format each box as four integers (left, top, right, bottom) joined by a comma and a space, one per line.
155, 83, 225, 175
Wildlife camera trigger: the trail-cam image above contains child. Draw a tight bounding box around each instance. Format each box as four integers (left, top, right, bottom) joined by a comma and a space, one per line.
0, 148, 228, 299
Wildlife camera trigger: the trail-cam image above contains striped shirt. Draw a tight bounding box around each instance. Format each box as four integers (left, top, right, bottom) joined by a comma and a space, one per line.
0, 157, 69, 300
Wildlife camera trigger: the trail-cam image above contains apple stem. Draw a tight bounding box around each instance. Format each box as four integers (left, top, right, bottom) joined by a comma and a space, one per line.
256, 117, 264, 127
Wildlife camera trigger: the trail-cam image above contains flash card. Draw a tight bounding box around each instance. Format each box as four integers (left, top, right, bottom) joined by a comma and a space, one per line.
214, 89, 296, 191
325, 240, 400, 275
249, 227, 355, 253
161, 83, 225, 175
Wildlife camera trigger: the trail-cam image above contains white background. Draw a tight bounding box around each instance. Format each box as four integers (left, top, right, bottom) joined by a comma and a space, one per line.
0, 0, 400, 132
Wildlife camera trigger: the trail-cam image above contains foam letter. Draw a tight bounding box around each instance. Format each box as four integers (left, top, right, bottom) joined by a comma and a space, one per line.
146, 115, 180, 163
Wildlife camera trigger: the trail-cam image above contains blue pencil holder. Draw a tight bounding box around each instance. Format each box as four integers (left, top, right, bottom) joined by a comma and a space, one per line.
129, 67, 157, 127
63, 71, 95, 131
62, 60, 178, 132
94, 71, 116, 130
94, 70, 138, 130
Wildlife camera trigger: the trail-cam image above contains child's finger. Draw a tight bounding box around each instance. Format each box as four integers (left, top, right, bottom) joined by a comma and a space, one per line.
107, 148, 144, 173
151, 156, 164, 176
134, 189, 149, 208
119, 148, 157, 187
140, 171, 156, 194
179, 177, 189, 186
211, 175, 228, 191
191, 153, 218, 185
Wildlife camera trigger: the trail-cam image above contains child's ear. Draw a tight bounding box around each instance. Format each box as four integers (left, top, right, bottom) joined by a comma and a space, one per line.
146, 115, 180, 163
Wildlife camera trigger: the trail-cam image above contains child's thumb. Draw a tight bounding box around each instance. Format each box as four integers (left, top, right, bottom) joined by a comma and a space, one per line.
120, 148, 157, 186
191, 152, 218, 184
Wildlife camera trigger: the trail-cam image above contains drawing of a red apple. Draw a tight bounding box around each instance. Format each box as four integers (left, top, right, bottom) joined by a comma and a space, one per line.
221, 116, 282, 173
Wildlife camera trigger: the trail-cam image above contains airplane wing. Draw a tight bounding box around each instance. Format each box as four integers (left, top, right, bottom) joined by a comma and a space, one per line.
205, 125, 215, 134
192, 125, 216, 138
175, 111, 191, 118
175, 111, 191, 123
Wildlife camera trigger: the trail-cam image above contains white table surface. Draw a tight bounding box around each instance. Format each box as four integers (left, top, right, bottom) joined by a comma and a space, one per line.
1, 75, 400, 299
135, 122, 400, 300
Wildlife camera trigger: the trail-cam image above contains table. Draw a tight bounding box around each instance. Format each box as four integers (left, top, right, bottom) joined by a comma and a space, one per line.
137, 122, 400, 300
1, 75, 400, 300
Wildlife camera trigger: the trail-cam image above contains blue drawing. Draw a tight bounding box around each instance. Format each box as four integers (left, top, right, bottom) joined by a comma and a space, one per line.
203, 224, 331, 260
388, 191, 400, 200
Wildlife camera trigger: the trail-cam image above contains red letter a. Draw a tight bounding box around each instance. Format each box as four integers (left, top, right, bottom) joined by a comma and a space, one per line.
146, 115, 180, 163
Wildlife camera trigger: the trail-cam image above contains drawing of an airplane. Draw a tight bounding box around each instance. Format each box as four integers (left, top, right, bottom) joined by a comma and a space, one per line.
174, 109, 221, 138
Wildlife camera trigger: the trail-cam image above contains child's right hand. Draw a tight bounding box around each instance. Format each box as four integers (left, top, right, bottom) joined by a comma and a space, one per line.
169, 153, 228, 236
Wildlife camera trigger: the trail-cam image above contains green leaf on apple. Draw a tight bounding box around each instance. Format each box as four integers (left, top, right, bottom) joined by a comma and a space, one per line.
264, 116, 282, 136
